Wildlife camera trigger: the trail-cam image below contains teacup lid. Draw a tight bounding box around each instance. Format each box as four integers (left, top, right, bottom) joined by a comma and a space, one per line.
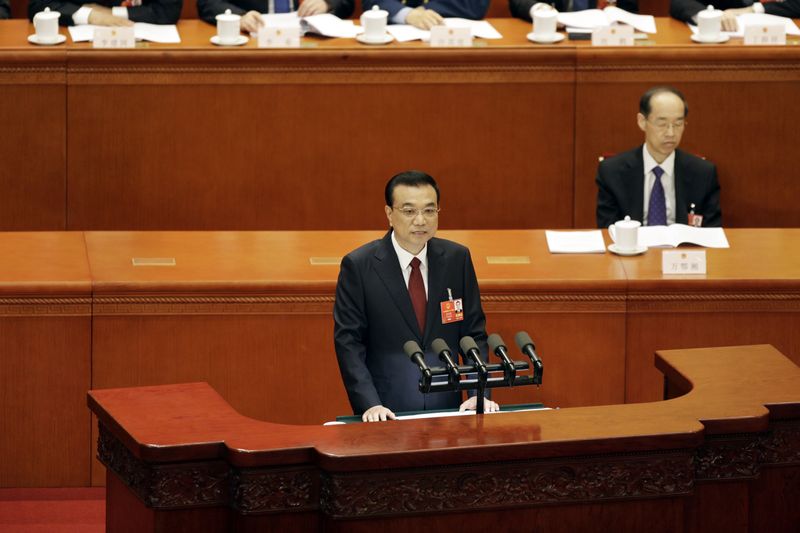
216, 8, 241, 22
362, 5, 388, 19
698, 5, 721, 18
35, 7, 60, 20
616, 215, 641, 228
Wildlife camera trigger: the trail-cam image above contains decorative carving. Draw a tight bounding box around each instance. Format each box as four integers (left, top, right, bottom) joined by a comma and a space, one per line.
627, 292, 800, 313
694, 434, 762, 481
320, 452, 693, 519
93, 295, 334, 316
232, 467, 318, 514
756, 423, 800, 466
482, 293, 626, 313
97, 423, 229, 509
0, 297, 91, 316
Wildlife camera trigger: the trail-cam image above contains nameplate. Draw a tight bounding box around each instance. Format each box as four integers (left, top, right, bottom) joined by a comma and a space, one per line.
591, 24, 634, 47
258, 26, 301, 48
131, 257, 176, 266
662, 250, 706, 275
93, 27, 135, 49
430, 26, 472, 47
743, 23, 786, 46
486, 256, 531, 264
309, 256, 341, 265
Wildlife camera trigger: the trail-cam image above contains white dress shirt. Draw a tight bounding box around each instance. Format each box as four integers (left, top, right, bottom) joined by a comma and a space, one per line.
642, 144, 676, 226
391, 231, 429, 298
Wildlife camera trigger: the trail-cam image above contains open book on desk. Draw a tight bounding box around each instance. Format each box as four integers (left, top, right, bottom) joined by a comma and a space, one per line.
688, 13, 800, 38
558, 6, 656, 34
260, 13, 361, 38
638, 224, 729, 249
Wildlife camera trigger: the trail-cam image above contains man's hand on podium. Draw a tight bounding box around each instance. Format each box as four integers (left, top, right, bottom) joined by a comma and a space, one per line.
459, 396, 500, 412
362, 405, 396, 422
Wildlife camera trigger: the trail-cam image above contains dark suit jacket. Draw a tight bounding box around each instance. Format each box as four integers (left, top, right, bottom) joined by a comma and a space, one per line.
510, 0, 638, 22
29, 0, 182, 25
334, 231, 488, 415
670, 0, 800, 23
363, 0, 489, 21
198, 0, 354, 24
1, 0, 10, 19
596, 146, 722, 228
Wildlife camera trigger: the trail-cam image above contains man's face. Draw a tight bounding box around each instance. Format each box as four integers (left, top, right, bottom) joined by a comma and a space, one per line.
637, 92, 687, 163
385, 184, 439, 255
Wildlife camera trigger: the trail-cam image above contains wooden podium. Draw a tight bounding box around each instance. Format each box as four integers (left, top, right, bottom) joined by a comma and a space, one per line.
88, 344, 800, 533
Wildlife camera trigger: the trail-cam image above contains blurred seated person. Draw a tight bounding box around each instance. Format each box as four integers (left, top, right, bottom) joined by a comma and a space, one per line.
511, 0, 637, 22
1, 0, 10, 19
362, 0, 489, 30
671, 0, 799, 31
199, 0, 354, 33
29, 0, 181, 25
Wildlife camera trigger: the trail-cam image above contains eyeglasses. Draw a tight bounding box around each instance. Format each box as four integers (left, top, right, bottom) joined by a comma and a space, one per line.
648, 119, 687, 132
392, 206, 440, 219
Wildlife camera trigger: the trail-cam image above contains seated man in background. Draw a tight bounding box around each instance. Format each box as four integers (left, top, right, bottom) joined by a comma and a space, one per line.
199, 0, 354, 34
1, 0, 10, 19
596, 86, 721, 228
363, 0, 489, 30
29, 0, 181, 25
671, 0, 799, 31
510, 0, 637, 22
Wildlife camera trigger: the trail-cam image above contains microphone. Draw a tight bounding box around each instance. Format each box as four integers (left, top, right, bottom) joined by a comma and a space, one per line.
459, 336, 488, 379
514, 331, 544, 378
487, 333, 516, 377
403, 340, 432, 381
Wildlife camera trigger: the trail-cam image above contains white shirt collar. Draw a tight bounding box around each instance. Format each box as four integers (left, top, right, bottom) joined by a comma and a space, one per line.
642, 144, 676, 178
391, 231, 428, 271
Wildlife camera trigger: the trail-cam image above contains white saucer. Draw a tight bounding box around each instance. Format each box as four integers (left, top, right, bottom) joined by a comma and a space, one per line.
356, 33, 393, 45
210, 35, 249, 46
28, 34, 67, 46
691, 33, 730, 44
527, 32, 565, 44
608, 244, 648, 256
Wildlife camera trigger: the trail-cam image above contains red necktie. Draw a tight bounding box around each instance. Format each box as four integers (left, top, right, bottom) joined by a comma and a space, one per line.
409, 257, 427, 334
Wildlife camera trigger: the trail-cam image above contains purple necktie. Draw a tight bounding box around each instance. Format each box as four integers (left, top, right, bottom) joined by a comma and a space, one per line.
648, 166, 667, 226
408, 258, 426, 334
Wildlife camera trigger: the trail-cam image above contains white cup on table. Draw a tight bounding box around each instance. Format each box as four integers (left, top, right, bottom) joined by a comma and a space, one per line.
361, 5, 388, 42
532, 9, 558, 40
216, 9, 242, 45
608, 216, 641, 252
697, 6, 722, 41
33, 7, 60, 44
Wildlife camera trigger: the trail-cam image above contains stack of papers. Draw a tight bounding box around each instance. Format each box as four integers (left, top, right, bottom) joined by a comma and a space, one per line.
637, 225, 730, 248
688, 13, 800, 38
387, 19, 502, 42
559, 6, 656, 34
67, 23, 180, 43
261, 12, 361, 38
545, 230, 607, 254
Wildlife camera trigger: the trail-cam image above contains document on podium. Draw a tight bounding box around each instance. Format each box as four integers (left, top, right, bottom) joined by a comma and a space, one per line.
68, 23, 181, 43
545, 230, 607, 254
638, 225, 730, 248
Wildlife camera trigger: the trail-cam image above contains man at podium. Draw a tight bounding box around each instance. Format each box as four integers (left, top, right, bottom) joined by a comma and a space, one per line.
334, 171, 498, 422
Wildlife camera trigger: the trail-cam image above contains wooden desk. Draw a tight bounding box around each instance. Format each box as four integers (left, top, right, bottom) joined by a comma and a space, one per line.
87, 344, 800, 532
1, 19, 800, 230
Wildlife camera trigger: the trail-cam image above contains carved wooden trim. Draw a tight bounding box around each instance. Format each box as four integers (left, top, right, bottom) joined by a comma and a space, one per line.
93, 295, 334, 316
320, 451, 694, 519
0, 297, 91, 316
757, 422, 800, 467
483, 293, 626, 313
627, 292, 800, 313
232, 467, 319, 514
97, 424, 229, 509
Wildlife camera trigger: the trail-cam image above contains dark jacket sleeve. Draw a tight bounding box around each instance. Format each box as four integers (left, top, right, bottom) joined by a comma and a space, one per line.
29, 0, 83, 25
424, 0, 490, 18
0, 0, 10, 19
698, 163, 722, 227
333, 254, 382, 415
596, 159, 622, 229
197, 0, 245, 25
458, 248, 490, 399
509, 0, 543, 21
764, 0, 800, 18
669, 0, 705, 23
325, 0, 354, 18
616, 0, 638, 13
362, 0, 405, 20
127, 0, 182, 23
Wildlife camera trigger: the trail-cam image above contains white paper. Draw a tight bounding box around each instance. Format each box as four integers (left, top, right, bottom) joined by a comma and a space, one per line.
303, 13, 361, 38
261, 12, 301, 28
387, 24, 428, 42
558, 6, 655, 34
545, 230, 607, 254
386, 18, 501, 42
688, 14, 800, 38
68, 23, 180, 43
638, 225, 730, 249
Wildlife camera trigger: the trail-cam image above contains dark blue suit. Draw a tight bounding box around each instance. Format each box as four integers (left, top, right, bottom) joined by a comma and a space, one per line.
334, 231, 487, 415
363, 0, 489, 21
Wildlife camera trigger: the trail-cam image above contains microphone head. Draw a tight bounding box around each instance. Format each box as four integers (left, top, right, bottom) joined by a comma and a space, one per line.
515, 331, 535, 351
431, 338, 451, 355
459, 336, 479, 354
403, 340, 423, 360
487, 333, 506, 353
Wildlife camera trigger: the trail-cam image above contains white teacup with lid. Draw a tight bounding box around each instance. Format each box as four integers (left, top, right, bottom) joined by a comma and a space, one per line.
33, 7, 60, 44
697, 5, 722, 41
532, 8, 558, 41
608, 215, 641, 252
360, 5, 388, 42
216, 9, 242, 45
